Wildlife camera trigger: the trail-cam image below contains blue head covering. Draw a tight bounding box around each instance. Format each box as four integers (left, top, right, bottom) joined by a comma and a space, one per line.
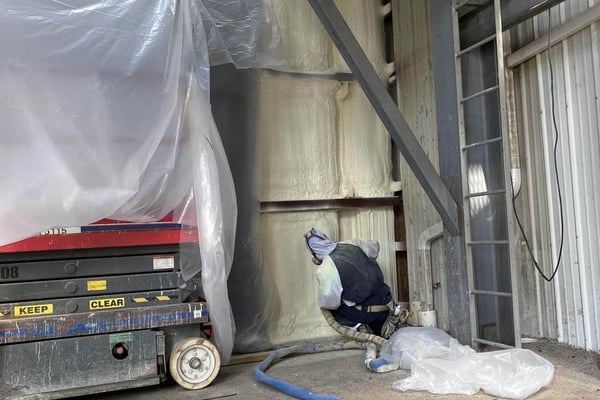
304, 228, 337, 260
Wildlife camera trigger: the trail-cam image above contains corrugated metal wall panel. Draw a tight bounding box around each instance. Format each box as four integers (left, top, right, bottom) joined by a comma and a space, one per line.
513, 54, 559, 341
512, 0, 600, 351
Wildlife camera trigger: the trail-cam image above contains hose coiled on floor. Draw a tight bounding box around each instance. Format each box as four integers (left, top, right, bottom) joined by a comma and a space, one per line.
254, 340, 368, 400
253, 309, 400, 398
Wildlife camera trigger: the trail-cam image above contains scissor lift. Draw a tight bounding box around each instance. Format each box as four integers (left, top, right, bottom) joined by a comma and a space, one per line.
0, 220, 220, 399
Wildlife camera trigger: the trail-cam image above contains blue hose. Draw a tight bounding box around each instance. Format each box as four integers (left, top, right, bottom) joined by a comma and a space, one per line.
253, 340, 366, 400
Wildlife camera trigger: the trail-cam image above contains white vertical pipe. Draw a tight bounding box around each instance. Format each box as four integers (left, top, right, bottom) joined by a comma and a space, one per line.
417, 222, 443, 310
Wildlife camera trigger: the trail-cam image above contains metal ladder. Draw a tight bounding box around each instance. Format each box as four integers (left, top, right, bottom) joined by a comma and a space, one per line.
451, 0, 521, 350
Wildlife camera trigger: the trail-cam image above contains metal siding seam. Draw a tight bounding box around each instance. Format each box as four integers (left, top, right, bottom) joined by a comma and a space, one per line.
578, 10, 600, 351
556, 34, 584, 348
591, 4, 600, 352
519, 59, 545, 337
535, 39, 566, 343
564, 21, 593, 350
531, 5, 564, 343
580, 19, 600, 351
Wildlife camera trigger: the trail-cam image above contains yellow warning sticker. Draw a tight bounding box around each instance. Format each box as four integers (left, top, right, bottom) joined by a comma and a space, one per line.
132, 297, 148, 303
14, 304, 54, 317
89, 297, 125, 310
87, 280, 107, 292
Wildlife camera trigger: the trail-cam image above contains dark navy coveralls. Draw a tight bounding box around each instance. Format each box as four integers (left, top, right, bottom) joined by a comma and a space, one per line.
328, 243, 392, 335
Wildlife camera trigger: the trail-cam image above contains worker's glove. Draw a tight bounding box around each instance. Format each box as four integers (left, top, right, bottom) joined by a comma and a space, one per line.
380, 305, 409, 339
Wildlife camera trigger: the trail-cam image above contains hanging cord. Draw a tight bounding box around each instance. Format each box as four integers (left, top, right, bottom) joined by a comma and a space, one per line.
512, 8, 565, 282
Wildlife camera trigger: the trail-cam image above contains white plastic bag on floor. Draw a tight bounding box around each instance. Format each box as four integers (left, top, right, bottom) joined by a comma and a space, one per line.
382, 328, 554, 399
380, 327, 458, 369
391, 336, 554, 400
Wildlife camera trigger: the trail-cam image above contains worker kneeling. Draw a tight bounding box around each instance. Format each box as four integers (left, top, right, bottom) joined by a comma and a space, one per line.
304, 228, 397, 338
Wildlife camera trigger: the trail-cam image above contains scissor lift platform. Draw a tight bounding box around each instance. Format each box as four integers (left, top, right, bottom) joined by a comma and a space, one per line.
0, 222, 220, 399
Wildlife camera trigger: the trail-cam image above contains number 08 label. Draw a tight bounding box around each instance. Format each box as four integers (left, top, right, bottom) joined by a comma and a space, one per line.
0, 266, 19, 280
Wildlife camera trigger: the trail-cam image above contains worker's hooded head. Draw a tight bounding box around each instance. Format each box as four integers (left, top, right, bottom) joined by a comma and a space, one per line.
304, 228, 337, 261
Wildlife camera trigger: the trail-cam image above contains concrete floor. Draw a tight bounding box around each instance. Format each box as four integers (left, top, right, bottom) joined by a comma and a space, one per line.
80, 339, 600, 400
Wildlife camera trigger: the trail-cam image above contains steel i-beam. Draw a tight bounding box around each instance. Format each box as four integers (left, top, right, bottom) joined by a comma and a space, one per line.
307, 0, 461, 235
460, 0, 566, 47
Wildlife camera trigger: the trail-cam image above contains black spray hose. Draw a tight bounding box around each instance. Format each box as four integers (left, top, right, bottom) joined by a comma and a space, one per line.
253, 339, 368, 400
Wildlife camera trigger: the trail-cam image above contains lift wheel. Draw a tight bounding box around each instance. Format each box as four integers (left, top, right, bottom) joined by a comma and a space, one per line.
169, 337, 220, 389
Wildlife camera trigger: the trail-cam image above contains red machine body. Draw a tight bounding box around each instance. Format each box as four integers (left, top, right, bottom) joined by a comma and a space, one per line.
0, 215, 199, 254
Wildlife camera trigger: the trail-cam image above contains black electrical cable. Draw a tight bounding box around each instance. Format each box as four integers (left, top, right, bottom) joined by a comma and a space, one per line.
512, 8, 565, 282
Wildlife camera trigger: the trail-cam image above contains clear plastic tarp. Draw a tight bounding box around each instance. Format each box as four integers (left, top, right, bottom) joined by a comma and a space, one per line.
0, 0, 283, 363
198, 0, 285, 68
382, 328, 554, 399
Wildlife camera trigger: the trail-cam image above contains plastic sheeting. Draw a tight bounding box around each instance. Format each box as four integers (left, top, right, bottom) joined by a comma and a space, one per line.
0, 0, 283, 363
198, 0, 285, 68
381, 327, 453, 369
383, 328, 554, 399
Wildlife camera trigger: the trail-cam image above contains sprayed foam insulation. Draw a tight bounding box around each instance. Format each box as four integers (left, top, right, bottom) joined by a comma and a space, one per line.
269, 0, 387, 76
259, 75, 394, 201
259, 1, 398, 345
262, 209, 396, 346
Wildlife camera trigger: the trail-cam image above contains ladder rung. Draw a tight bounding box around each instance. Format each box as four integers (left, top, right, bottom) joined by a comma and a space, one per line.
457, 33, 496, 57
473, 338, 514, 349
467, 240, 509, 245
471, 289, 513, 297
382, 2, 392, 17
460, 85, 499, 103
454, 1, 495, 13
465, 189, 505, 198
462, 136, 503, 151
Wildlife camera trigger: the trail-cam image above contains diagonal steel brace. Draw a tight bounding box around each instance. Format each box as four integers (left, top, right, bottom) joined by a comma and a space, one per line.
307, 0, 461, 235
